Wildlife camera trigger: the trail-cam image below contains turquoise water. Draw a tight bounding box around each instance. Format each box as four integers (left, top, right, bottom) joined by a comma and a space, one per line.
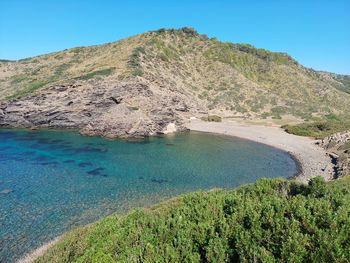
0, 129, 297, 262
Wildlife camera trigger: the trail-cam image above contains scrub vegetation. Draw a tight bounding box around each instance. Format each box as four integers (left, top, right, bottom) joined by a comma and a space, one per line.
36, 176, 350, 263
73, 67, 115, 81
201, 115, 222, 122
283, 114, 350, 138
1, 27, 350, 123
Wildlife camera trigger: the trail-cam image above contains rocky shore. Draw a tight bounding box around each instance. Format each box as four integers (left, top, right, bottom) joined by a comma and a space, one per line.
318, 130, 350, 177
0, 78, 196, 139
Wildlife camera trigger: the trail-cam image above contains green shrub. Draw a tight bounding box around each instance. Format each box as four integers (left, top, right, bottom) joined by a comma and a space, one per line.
283, 117, 350, 138
180, 27, 198, 36
70, 47, 84, 54
198, 91, 208, 99
0, 59, 13, 62
201, 115, 222, 122
10, 75, 28, 84
333, 75, 350, 94
36, 177, 350, 263
131, 69, 143, 77
54, 63, 72, 76
128, 47, 146, 76
208, 115, 222, 122
325, 113, 340, 121
7, 79, 52, 99
74, 68, 115, 80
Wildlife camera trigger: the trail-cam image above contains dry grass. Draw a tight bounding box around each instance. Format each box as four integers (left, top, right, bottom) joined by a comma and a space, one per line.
1, 28, 350, 121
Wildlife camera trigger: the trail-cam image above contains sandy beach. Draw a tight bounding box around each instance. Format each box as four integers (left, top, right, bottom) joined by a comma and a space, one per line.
186, 119, 334, 183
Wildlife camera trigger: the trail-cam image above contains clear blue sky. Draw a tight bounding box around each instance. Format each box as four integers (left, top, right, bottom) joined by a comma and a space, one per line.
0, 0, 349, 74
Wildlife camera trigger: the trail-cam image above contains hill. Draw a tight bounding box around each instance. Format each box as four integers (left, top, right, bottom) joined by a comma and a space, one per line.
1, 27, 350, 138
34, 177, 350, 262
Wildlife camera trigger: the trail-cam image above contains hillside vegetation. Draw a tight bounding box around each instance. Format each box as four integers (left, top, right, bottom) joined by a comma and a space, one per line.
283, 114, 350, 138
36, 177, 350, 263
1, 27, 350, 121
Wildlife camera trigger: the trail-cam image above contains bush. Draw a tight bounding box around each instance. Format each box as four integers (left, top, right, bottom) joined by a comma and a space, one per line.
307, 176, 327, 197
8, 79, 52, 99
74, 68, 115, 81
10, 75, 28, 84
282, 117, 350, 138
128, 47, 146, 76
180, 27, 198, 36
36, 178, 350, 263
201, 115, 222, 122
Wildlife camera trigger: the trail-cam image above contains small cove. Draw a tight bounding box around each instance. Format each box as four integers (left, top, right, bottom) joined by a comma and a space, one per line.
0, 129, 298, 262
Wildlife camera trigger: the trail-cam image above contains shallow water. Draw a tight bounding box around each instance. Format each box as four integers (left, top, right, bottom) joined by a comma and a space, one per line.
0, 129, 297, 262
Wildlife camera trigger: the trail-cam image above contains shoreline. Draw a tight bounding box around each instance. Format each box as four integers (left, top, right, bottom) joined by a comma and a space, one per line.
17, 237, 61, 263
287, 153, 304, 179
16, 120, 334, 262
186, 119, 334, 183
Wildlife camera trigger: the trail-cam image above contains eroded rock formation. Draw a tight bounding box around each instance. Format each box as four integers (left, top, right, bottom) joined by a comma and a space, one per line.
0, 78, 202, 138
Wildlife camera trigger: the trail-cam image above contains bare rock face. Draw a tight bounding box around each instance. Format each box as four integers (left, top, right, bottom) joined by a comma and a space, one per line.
0, 78, 195, 138
319, 131, 350, 177
80, 104, 168, 138
162, 123, 177, 134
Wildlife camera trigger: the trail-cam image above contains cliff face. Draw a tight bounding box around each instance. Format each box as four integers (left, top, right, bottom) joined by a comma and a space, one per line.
0, 78, 196, 138
0, 27, 349, 138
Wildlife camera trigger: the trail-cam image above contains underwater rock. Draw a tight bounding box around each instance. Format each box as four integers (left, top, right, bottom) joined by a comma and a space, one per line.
0, 189, 14, 195
33, 155, 53, 162
78, 162, 93, 167
87, 167, 105, 176
151, 178, 169, 184
39, 161, 59, 166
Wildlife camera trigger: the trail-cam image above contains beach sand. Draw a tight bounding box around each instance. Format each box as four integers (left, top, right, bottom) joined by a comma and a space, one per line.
186, 119, 334, 183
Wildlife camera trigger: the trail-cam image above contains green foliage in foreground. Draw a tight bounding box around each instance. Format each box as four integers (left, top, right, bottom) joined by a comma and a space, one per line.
36, 177, 350, 263
283, 115, 350, 138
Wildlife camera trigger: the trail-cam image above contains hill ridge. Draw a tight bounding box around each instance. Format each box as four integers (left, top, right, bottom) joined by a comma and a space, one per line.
0, 27, 349, 138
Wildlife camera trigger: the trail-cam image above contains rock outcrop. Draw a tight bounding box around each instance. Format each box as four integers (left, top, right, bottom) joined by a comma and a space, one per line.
0, 78, 200, 138
318, 131, 350, 177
